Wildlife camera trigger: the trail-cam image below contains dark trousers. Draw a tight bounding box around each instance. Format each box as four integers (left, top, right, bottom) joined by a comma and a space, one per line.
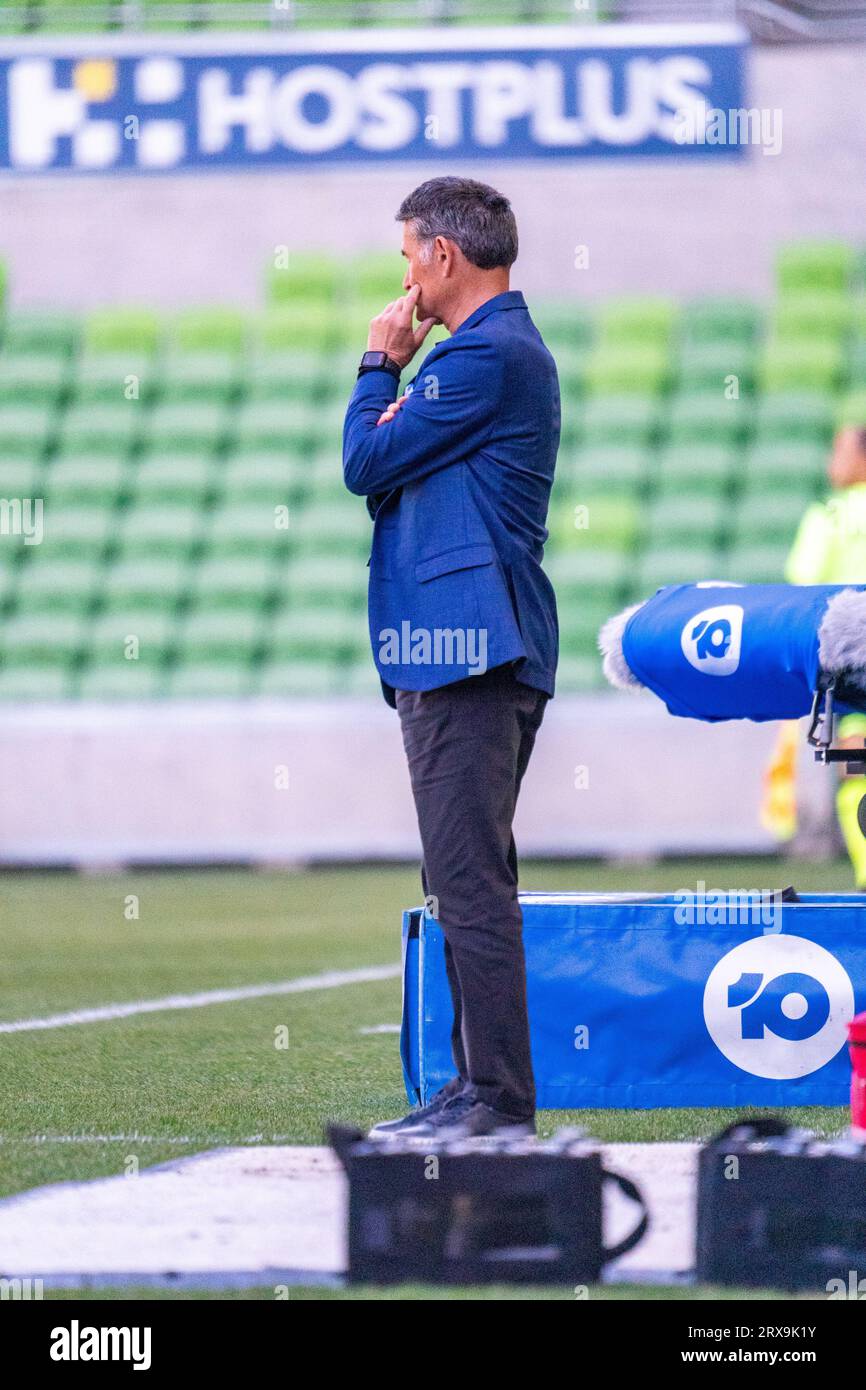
396, 664, 548, 1119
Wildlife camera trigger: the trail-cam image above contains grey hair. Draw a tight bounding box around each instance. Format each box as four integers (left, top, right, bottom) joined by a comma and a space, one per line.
396, 177, 518, 271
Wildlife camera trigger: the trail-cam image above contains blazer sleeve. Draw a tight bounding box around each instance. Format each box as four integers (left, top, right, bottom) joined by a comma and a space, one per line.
342, 335, 503, 498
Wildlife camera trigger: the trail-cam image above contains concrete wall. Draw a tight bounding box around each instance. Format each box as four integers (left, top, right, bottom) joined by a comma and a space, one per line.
2, 42, 866, 311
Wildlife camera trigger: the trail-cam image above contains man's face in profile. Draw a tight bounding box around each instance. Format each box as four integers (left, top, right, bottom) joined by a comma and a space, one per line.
401, 223, 441, 328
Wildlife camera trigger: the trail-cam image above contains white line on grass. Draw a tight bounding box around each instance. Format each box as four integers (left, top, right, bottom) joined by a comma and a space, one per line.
0, 963, 401, 1035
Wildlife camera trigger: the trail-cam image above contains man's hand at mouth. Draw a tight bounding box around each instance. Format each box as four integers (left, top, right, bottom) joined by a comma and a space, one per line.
367, 283, 436, 369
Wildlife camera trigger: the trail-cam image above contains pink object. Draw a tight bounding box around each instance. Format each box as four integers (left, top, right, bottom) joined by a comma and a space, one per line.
849, 1013, 866, 1138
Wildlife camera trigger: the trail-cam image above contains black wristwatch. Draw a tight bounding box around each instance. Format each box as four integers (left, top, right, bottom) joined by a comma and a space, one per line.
358, 350, 402, 381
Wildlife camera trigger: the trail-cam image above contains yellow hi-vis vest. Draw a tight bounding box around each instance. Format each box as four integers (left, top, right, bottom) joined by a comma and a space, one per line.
785, 483, 866, 585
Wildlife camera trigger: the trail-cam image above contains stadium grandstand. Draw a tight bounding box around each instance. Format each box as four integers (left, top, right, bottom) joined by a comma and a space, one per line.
1, 0, 866, 39
0, 238, 865, 701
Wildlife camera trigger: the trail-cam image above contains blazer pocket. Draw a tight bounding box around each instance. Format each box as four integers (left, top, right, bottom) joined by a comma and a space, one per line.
414, 543, 495, 583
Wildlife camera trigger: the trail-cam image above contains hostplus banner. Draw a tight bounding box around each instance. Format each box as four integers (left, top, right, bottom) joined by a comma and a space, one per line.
0, 24, 749, 175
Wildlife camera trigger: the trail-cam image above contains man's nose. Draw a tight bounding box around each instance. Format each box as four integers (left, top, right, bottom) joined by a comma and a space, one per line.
402, 267, 412, 292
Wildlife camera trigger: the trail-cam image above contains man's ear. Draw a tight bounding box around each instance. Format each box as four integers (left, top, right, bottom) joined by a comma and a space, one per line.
435, 235, 456, 278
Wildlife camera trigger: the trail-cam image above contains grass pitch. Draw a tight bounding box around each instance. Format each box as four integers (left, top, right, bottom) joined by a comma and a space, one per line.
0, 857, 854, 1298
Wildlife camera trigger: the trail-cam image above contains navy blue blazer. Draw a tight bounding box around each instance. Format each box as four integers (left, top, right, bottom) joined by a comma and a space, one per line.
343, 289, 560, 705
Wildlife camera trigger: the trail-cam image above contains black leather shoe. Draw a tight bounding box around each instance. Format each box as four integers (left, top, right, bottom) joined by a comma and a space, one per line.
368, 1077, 465, 1138
398, 1090, 535, 1140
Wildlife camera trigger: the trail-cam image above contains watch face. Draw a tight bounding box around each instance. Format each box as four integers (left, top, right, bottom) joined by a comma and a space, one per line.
363, 351, 388, 367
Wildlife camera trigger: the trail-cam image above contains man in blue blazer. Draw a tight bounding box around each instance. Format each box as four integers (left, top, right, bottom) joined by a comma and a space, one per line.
343, 177, 560, 1138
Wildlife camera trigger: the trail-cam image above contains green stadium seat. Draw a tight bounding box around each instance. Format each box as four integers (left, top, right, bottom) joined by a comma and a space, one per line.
44, 455, 127, 507
753, 392, 835, 444
256, 659, 338, 697
655, 443, 737, 495
1, 311, 80, 357
12, 557, 98, 614
0, 612, 84, 664
559, 598, 621, 656
73, 353, 158, 405
177, 608, 263, 663
77, 664, 165, 700
553, 345, 587, 401
776, 240, 855, 295
556, 654, 605, 693
266, 251, 341, 305
680, 298, 760, 345
571, 443, 650, 494
532, 301, 595, 349
636, 547, 722, 590
666, 393, 750, 447
645, 494, 726, 547
219, 454, 298, 506
83, 308, 161, 355
847, 337, 866, 388
580, 395, 659, 447
102, 556, 188, 611
283, 553, 365, 606
0, 563, 18, 608
0, 404, 56, 457
351, 250, 404, 305
551, 495, 641, 553
41, 506, 114, 558
0, 666, 73, 700
132, 454, 215, 505
288, 501, 370, 556
837, 390, 866, 428
742, 441, 826, 490
770, 292, 851, 342
145, 402, 230, 455
0, 352, 69, 406
90, 611, 175, 666
342, 662, 384, 697
158, 351, 243, 403
299, 450, 345, 502
253, 305, 336, 353
546, 548, 628, 601
169, 308, 247, 353
584, 343, 670, 396
233, 400, 314, 454
723, 542, 793, 584
168, 664, 254, 698
246, 350, 327, 402
676, 340, 755, 394
758, 338, 844, 393
206, 502, 292, 556
191, 555, 276, 610
734, 491, 813, 544
0, 458, 42, 497
597, 297, 677, 346
118, 504, 203, 557
60, 402, 141, 455
268, 607, 365, 664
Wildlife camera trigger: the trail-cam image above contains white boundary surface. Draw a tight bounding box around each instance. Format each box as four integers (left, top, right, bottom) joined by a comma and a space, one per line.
0, 1141, 699, 1288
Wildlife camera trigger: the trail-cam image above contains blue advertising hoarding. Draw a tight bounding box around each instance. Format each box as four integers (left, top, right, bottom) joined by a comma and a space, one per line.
0, 23, 749, 174
401, 892, 866, 1110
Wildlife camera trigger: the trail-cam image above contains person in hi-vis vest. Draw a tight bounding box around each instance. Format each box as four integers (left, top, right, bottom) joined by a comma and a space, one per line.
762, 426, 866, 885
